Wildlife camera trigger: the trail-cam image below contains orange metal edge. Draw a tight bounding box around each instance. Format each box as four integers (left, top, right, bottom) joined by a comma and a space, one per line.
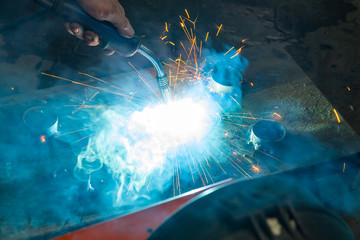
53, 179, 233, 240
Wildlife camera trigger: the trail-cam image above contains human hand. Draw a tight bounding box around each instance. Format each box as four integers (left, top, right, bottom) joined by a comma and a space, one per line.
64, 0, 135, 55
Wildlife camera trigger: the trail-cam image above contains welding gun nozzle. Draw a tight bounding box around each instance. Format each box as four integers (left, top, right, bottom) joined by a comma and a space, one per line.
157, 75, 169, 89
157, 75, 172, 103
137, 45, 172, 103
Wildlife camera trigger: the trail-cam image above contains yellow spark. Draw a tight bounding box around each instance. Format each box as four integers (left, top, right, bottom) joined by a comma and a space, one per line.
230, 96, 240, 106
210, 135, 253, 160
165, 41, 175, 46
241, 38, 249, 43
205, 149, 226, 174
78, 72, 127, 93
78, 72, 109, 85
140, 35, 146, 38
128, 62, 160, 99
230, 46, 245, 59
76, 134, 94, 143
199, 41, 203, 57
179, 16, 193, 44
343, 162, 346, 172
347, 86, 351, 91
180, 41, 189, 56
205, 32, 209, 42
41, 73, 130, 98
165, 22, 169, 32
224, 115, 274, 122
273, 112, 282, 120
161, 36, 167, 40
55, 127, 91, 138
89, 91, 99, 101
11, 87, 15, 91
70, 99, 84, 104
168, 70, 172, 86
333, 109, 341, 123
224, 46, 235, 56
185, 9, 190, 19
251, 165, 260, 172
175, 54, 182, 85
40, 135, 46, 143
213, 145, 252, 178
216, 24, 223, 37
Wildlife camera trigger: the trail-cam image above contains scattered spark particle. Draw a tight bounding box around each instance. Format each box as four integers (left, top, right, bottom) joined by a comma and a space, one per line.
42, 73, 130, 98
230, 46, 245, 59
205, 32, 209, 42
165, 22, 169, 32
230, 96, 240, 106
165, 41, 175, 46
40, 135, 46, 143
89, 91, 99, 101
180, 22, 185, 28
55, 127, 91, 138
141, 35, 146, 38
347, 87, 351, 91
241, 38, 249, 43
233, 152, 237, 155
343, 162, 346, 172
216, 24, 223, 37
185, 9, 190, 19
333, 109, 341, 123
250, 82, 254, 87
273, 112, 282, 120
274, 106, 279, 109
161, 36, 167, 40
224, 47, 235, 56
11, 87, 15, 91
252, 165, 260, 172
128, 62, 160, 99
224, 132, 229, 137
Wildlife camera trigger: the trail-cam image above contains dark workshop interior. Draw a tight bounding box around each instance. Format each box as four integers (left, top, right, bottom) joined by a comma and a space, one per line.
1, 0, 360, 239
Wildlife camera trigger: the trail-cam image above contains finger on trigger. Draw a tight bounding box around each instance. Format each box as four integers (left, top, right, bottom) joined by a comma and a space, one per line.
64, 22, 74, 35
104, 5, 135, 38
111, 16, 135, 38
103, 49, 115, 56
84, 31, 100, 46
70, 23, 84, 40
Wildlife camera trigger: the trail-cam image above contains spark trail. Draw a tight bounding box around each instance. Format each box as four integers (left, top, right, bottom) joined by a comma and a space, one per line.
41, 9, 285, 205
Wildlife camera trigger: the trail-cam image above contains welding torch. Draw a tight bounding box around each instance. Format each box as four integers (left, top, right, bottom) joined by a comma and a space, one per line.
33, 0, 172, 103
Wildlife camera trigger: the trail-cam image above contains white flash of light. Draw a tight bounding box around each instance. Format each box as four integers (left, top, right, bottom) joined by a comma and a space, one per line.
129, 98, 213, 149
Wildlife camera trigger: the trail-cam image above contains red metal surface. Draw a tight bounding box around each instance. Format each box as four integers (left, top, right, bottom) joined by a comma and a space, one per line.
53, 179, 233, 240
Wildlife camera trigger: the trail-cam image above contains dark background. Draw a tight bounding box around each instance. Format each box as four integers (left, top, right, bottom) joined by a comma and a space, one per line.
0, 0, 360, 239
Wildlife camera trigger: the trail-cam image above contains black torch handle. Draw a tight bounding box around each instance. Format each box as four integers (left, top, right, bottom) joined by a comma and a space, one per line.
34, 0, 140, 57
